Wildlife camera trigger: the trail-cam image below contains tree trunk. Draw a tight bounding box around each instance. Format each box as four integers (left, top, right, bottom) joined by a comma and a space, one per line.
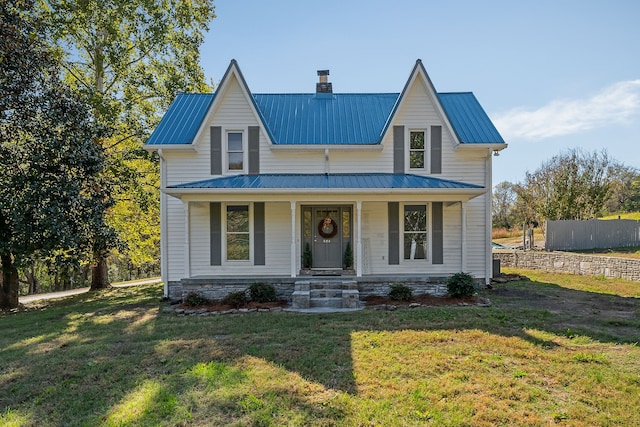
90, 251, 110, 290
0, 254, 19, 310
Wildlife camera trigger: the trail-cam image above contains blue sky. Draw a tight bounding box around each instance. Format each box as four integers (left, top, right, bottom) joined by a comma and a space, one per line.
199, 0, 640, 185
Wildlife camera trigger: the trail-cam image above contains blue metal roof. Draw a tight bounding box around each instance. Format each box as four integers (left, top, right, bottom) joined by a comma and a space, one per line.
437, 93, 505, 144
169, 173, 483, 190
146, 59, 505, 147
146, 93, 215, 145
252, 93, 399, 145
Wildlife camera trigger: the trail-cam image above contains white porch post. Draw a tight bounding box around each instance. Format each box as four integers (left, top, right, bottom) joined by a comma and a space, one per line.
461, 201, 467, 272
290, 201, 297, 277
356, 200, 363, 277
158, 150, 168, 297
184, 201, 190, 279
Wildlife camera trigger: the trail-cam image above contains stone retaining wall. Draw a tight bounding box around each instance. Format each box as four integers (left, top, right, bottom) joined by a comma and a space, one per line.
493, 250, 640, 281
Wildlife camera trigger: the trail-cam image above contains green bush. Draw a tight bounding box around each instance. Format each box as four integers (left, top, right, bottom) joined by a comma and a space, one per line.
183, 292, 209, 307
389, 283, 413, 301
249, 282, 276, 303
447, 272, 478, 298
222, 291, 247, 308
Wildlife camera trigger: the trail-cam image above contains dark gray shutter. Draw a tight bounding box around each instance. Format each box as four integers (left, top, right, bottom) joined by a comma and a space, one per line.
248, 126, 260, 175
432, 202, 443, 264
431, 125, 442, 174
211, 126, 222, 175
388, 202, 399, 265
393, 126, 404, 174
253, 202, 265, 265
210, 202, 221, 265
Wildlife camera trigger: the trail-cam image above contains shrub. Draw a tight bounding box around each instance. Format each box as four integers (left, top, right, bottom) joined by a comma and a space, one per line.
303, 242, 312, 268
343, 241, 353, 269
447, 272, 478, 298
183, 292, 209, 307
222, 291, 247, 308
389, 283, 413, 301
249, 282, 276, 303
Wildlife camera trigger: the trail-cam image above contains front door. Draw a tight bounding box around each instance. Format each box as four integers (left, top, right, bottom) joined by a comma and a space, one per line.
312, 208, 343, 268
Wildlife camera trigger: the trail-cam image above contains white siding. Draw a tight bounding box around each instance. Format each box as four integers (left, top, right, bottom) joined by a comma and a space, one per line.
361, 201, 465, 276
189, 201, 291, 277
166, 196, 185, 282
159, 66, 493, 281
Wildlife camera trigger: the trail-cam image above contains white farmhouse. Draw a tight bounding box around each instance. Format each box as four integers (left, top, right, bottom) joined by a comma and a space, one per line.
145, 59, 506, 304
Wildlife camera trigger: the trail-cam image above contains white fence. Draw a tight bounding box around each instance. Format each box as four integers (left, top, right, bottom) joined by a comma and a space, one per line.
545, 219, 640, 251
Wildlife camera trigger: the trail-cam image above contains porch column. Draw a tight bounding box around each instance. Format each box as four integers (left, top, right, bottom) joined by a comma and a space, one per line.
184, 201, 190, 278
356, 200, 363, 277
461, 201, 467, 272
290, 201, 297, 277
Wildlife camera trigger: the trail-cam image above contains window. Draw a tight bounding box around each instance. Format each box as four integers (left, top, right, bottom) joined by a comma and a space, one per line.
226, 205, 249, 260
404, 205, 427, 260
409, 130, 425, 169
227, 131, 243, 170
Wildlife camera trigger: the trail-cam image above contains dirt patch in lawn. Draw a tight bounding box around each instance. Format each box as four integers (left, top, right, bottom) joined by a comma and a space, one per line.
487, 275, 640, 342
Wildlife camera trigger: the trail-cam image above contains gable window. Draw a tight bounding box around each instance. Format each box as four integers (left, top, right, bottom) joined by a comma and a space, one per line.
404, 204, 427, 260
226, 205, 249, 260
227, 131, 244, 171
409, 130, 425, 169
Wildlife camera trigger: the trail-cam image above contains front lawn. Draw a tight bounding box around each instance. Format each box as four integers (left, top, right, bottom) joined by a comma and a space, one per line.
1, 272, 639, 426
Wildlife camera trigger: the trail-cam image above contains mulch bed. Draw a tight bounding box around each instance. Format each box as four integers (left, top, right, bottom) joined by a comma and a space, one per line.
364, 294, 480, 307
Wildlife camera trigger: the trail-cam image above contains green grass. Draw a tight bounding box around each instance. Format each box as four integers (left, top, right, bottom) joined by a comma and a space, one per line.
600, 212, 640, 220
1, 275, 639, 426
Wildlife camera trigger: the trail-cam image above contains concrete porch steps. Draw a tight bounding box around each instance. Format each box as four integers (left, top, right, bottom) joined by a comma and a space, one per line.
292, 280, 360, 310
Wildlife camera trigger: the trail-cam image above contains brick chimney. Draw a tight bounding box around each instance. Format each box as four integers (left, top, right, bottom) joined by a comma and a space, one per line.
316, 70, 332, 93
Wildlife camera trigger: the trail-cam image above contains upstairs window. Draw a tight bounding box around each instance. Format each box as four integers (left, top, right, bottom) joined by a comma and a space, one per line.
227, 131, 244, 171
409, 130, 425, 169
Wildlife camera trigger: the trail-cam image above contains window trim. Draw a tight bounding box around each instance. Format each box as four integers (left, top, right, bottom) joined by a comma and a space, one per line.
225, 129, 246, 173
407, 128, 428, 172
223, 203, 252, 263
401, 202, 431, 262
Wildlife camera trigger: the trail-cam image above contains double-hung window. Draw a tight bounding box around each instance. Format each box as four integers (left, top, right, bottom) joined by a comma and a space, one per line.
226, 205, 249, 260
409, 130, 425, 169
404, 204, 427, 260
227, 131, 244, 171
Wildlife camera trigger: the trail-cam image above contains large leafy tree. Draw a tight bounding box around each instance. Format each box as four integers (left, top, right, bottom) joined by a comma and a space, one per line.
513, 149, 619, 224
492, 181, 517, 229
0, 0, 114, 309
38, 0, 216, 288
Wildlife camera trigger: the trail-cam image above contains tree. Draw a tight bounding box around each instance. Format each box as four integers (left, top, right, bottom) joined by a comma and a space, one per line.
0, 0, 114, 309
492, 181, 517, 229
37, 0, 216, 288
513, 149, 618, 224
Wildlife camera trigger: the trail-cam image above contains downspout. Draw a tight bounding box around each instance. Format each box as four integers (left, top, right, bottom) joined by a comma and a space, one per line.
485, 149, 493, 285
158, 149, 169, 298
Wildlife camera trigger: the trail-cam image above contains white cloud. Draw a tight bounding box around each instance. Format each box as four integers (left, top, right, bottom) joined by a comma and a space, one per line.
493, 80, 640, 140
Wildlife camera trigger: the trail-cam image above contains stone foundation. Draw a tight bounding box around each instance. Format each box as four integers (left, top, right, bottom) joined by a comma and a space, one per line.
493, 250, 640, 281
169, 275, 464, 302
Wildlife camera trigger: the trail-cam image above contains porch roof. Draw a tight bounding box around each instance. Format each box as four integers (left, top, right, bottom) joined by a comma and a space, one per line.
168, 173, 483, 191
